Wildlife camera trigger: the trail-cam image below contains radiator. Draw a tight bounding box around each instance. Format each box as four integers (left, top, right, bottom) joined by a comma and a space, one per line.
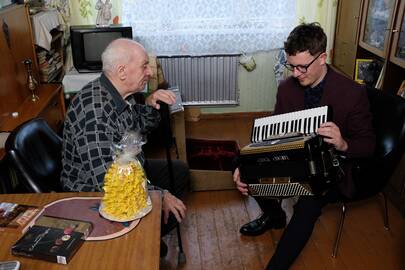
158, 55, 239, 105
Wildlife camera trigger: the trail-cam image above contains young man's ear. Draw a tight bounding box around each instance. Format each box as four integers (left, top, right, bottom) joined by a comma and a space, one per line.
320, 52, 327, 65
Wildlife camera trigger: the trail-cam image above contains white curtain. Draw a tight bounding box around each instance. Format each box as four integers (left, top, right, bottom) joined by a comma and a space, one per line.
121, 0, 296, 56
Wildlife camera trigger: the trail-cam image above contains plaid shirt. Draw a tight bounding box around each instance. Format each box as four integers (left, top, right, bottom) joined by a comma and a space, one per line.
61, 73, 160, 192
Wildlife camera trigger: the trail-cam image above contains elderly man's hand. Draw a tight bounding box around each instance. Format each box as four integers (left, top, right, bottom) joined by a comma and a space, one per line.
145, 89, 176, 109
162, 190, 187, 224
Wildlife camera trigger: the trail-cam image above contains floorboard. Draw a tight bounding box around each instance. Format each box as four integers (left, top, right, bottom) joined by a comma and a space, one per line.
160, 115, 405, 270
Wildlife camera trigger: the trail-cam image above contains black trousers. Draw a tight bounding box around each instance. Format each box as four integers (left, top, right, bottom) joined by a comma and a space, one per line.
256, 188, 342, 270
145, 159, 190, 236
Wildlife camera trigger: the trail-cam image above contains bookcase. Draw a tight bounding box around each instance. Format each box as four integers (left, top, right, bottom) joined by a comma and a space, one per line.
30, 8, 64, 83
333, 0, 405, 94
333, 0, 405, 215
36, 29, 64, 82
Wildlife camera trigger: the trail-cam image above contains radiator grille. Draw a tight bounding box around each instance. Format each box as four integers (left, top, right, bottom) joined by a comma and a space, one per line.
158, 55, 239, 105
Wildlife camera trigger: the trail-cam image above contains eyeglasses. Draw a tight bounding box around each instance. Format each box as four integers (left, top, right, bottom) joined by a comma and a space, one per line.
283, 53, 323, 73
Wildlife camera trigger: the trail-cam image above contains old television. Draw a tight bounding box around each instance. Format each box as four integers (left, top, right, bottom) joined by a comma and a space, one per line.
70, 25, 133, 73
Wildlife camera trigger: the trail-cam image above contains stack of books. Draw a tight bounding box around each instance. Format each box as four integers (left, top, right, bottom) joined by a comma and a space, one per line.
1, 202, 93, 265
0, 202, 40, 233
36, 47, 63, 83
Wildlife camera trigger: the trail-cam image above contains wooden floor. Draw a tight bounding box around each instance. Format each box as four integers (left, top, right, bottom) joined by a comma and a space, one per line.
160, 115, 405, 270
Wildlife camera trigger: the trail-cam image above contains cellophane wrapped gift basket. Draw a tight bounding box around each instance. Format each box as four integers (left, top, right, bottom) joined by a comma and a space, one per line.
99, 131, 152, 222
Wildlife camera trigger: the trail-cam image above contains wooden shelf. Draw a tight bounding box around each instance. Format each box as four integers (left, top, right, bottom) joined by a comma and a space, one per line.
0, 83, 64, 132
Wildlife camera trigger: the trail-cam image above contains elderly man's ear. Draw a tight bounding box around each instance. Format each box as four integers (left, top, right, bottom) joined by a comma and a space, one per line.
117, 65, 126, 80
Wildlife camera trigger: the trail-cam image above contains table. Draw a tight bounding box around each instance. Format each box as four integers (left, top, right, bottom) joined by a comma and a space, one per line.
0, 191, 161, 270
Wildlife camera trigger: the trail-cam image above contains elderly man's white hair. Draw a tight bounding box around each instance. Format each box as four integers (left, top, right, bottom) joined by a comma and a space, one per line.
101, 38, 143, 73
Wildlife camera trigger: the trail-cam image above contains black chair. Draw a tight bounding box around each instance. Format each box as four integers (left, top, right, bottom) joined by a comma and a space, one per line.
332, 87, 405, 257
5, 118, 63, 193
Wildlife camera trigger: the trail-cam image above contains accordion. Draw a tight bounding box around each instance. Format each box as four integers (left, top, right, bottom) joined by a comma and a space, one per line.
239, 106, 338, 197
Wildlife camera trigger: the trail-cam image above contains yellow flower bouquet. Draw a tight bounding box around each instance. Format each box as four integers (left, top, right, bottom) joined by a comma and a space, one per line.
99, 131, 152, 222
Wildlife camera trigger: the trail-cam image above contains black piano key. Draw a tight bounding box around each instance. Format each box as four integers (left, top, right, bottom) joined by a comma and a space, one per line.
253, 126, 256, 142
315, 116, 318, 129
282, 122, 285, 133
256, 126, 260, 142
307, 117, 311, 133
298, 119, 302, 133
286, 121, 290, 133
264, 125, 269, 139
270, 124, 274, 135
277, 123, 280, 134
262, 125, 266, 140
313, 116, 317, 131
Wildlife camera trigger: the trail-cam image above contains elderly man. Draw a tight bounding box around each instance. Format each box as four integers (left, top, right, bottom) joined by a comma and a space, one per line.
61, 39, 190, 255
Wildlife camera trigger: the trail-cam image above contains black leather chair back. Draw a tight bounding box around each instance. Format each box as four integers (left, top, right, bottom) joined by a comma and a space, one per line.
352, 87, 405, 199
5, 118, 63, 193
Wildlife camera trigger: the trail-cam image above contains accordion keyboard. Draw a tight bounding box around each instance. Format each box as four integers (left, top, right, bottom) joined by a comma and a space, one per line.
252, 106, 329, 143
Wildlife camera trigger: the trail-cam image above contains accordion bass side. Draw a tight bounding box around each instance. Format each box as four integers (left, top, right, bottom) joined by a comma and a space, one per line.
239, 106, 336, 197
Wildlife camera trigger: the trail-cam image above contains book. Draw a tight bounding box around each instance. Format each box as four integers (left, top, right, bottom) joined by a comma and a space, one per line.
168, 86, 184, 114
11, 225, 84, 264
33, 215, 93, 239
0, 203, 40, 233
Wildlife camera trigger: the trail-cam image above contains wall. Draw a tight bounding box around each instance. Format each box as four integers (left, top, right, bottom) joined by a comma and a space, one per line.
201, 50, 279, 114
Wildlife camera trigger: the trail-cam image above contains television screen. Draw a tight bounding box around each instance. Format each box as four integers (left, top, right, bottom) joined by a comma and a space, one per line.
70, 25, 133, 73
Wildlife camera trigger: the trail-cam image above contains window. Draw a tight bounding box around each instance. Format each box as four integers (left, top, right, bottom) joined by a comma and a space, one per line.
122, 0, 296, 56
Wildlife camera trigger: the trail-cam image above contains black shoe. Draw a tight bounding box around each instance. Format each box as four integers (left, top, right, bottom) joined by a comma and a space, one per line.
240, 213, 286, 236
160, 240, 168, 257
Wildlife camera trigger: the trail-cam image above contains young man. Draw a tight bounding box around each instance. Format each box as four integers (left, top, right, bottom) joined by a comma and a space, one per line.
61, 39, 190, 253
234, 23, 375, 269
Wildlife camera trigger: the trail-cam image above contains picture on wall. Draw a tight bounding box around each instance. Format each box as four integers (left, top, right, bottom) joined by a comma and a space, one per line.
355, 59, 373, 84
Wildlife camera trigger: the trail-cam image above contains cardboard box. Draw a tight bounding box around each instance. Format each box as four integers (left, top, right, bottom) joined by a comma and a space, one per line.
190, 169, 235, 191
186, 138, 238, 191
172, 112, 237, 191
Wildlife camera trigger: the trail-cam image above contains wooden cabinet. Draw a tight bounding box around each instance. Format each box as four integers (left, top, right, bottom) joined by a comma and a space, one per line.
333, 0, 405, 93
334, 0, 405, 215
333, 0, 363, 78
0, 4, 65, 134
358, 0, 397, 58
0, 84, 65, 133
389, 0, 405, 68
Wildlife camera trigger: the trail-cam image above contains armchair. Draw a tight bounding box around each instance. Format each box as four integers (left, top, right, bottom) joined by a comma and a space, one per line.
332, 87, 405, 257
5, 118, 63, 193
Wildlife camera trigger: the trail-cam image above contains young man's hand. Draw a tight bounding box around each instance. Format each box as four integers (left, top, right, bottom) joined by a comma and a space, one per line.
317, 121, 348, 152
